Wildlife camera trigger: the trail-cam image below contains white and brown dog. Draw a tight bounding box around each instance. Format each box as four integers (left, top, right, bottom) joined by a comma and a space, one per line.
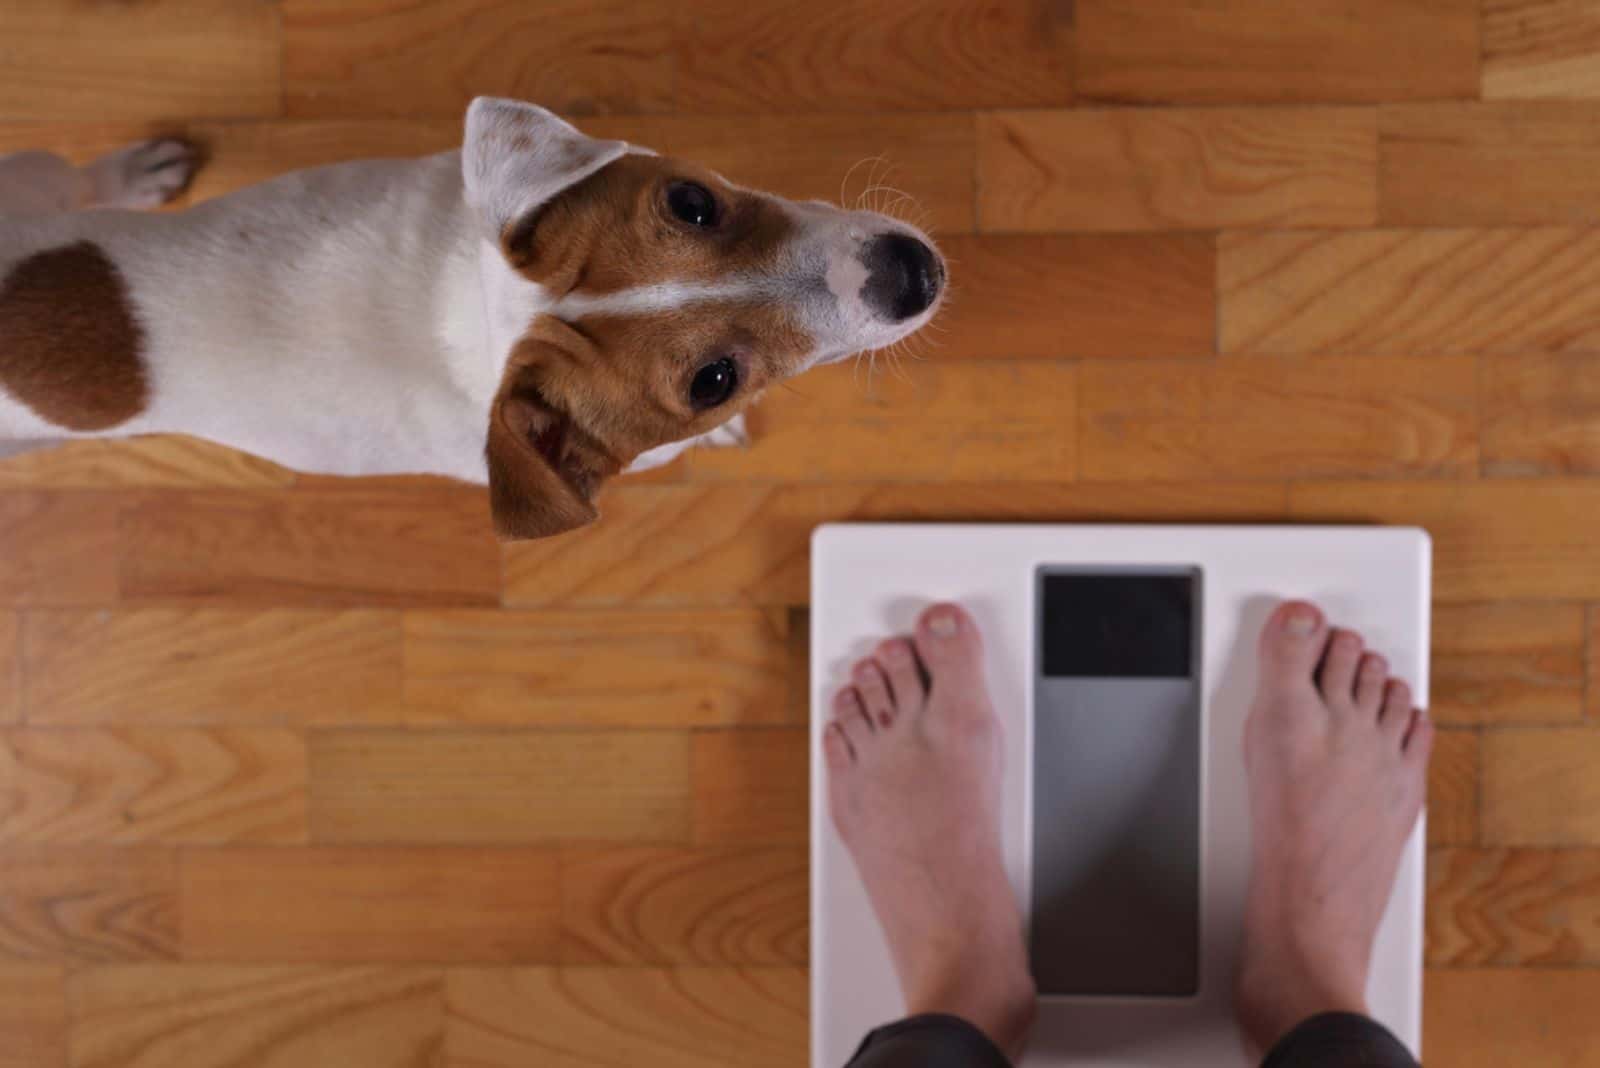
0, 98, 945, 538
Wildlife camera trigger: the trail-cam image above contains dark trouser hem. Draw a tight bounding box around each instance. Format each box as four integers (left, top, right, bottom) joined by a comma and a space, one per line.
1261, 1011, 1420, 1068
845, 1012, 1013, 1068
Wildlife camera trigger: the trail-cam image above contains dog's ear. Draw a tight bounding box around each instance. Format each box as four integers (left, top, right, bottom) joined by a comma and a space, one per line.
485, 320, 616, 541
462, 97, 630, 254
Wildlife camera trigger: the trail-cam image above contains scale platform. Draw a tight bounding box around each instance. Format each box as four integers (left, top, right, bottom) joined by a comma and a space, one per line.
810, 524, 1428, 1068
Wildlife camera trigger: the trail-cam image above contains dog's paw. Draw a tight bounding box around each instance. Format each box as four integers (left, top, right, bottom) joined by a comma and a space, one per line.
88, 138, 200, 210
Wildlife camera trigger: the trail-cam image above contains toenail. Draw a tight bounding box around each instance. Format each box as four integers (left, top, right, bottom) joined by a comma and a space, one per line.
1286, 607, 1316, 635
927, 611, 959, 638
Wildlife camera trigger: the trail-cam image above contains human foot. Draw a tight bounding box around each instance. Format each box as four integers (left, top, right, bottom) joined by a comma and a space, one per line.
824, 602, 1036, 1057
1235, 601, 1433, 1056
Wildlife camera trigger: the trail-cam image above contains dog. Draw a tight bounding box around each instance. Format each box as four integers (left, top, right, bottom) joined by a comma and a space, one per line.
0, 98, 945, 539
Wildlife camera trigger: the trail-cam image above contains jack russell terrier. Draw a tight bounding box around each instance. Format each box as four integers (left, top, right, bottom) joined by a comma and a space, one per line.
0, 98, 945, 539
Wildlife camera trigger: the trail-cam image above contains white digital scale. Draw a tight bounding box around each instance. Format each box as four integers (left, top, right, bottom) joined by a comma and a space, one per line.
810, 524, 1428, 1068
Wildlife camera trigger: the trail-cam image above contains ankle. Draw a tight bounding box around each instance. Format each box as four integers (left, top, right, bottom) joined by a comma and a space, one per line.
1236, 958, 1367, 1056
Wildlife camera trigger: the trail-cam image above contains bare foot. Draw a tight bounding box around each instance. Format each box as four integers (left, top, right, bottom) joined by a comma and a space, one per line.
1235, 601, 1433, 1056
824, 602, 1036, 1057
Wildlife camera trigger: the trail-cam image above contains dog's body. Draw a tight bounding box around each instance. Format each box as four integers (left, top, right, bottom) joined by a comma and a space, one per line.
0, 99, 944, 537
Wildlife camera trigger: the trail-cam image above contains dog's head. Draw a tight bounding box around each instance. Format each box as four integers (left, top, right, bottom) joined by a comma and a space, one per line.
463, 97, 945, 540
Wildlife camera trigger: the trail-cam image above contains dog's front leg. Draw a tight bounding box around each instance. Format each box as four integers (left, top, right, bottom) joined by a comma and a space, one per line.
0, 139, 198, 217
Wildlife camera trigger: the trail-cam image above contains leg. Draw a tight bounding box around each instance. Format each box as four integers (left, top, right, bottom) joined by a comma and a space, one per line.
0, 140, 197, 217
1236, 601, 1430, 1067
825, 603, 1035, 1065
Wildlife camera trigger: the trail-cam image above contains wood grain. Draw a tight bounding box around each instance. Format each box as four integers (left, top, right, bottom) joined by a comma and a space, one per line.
0, 1, 279, 121
402, 609, 799, 727
673, 0, 1071, 113
309, 730, 692, 844
1289, 480, 1600, 602
1381, 102, 1600, 225
980, 108, 1377, 232
503, 481, 1289, 608
1484, 728, 1600, 845
1484, 0, 1600, 99
1076, 0, 1479, 104
1221, 227, 1600, 355
683, 360, 1077, 483
1431, 603, 1587, 725
69, 965, 444, 1068
1079, 355, 1477, 482
0, 729, 306, 844
118, 488, 500, 606
0, 848, 177, 963
283, 0, 671, 118
0, 613, 15, 725
182, 848, 561, 964
1425, 968, 1600, 1067
0, 494, 119, 606
1428, 847, 1600, 965
1482, 353, 1600, 476
0, 438, 294, 489
561, 846, 807, 966
0, 965, 64, 1068
692, 730, 808, 847
183, 120, 460, 203
1430, 728, 1480, 847
938, 234, 1216, 360
22, 609, 401, 727
444, 966, 806, 1068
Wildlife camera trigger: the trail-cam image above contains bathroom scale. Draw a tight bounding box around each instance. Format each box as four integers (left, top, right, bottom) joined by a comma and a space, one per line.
810, 524, 1428, 1068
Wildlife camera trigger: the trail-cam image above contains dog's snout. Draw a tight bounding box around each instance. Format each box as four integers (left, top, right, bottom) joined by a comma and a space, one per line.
862, 233, 944, 322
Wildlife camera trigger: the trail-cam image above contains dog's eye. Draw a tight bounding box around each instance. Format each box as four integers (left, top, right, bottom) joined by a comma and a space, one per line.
689, 357, 739, 409
667, 181, 720, 228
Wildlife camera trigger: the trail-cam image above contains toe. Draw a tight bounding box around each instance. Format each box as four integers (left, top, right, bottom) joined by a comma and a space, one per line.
822, 722, 855, 771
1354, 653, 1388, 719
1379, 679, 1412, 744
911, 602, 984, 680
1318, 629, 1364, 708
1403, 707, 1434, 769
875, 638, 924, 726
852, 660, 894, 730
833, 687, 874, 752
1257, 601, 1329, 691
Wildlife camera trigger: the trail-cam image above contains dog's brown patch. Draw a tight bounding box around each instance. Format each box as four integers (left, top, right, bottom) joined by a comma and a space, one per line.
506, 153, 797, 296
0, 242, 148, 430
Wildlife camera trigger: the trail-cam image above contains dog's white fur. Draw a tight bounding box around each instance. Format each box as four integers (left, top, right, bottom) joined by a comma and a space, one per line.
0, 99, 940, 492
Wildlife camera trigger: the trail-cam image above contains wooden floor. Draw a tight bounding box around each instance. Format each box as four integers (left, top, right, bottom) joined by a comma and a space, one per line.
2, 1, 1599, 1064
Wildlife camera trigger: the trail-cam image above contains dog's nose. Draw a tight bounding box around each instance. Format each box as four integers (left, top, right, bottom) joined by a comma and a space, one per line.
862, 233, 944, 321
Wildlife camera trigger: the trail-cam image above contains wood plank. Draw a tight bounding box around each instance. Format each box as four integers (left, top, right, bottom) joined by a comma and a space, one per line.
1432, 603, 1587, 725
1482, 352, 1600, 475
561, 846, 806, 966
1221, 228, 1600, 355
309, 730, 692, 845
401, 609, 800, 727
503, 482, 1289, 608
0, 1, 279, 121
0, 613, 15, 725
117, 488, 500, 606
692, 730, 807, 846
1381, 102, 1600, 225
684, 360, 1076, 483
444, 967, 806, 1068
182, 848, 561, 964
1484, 0, 1600, 99
979, 108, 1377, 233
0, 493, 119, 605
183, 119, 460, 203
1484, 727, 1600, 845
939, 234, 1215, 360
69, 965, 444, 1068
1289, 481, 1600, 602
0, 965, 64, 1068
0, 728, 306, 844
1430, 728, 1480, 847
0, 438, 294, 489
1428, 847, 1600, 965
1079, 356, 1477, 482
1425, 968, 1600, 1067
283, 0, 671, 118
673, 0, 1071, 113
0, 848, 176, 963
1076, 0, 1479, 104
22, 609, 401, 726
